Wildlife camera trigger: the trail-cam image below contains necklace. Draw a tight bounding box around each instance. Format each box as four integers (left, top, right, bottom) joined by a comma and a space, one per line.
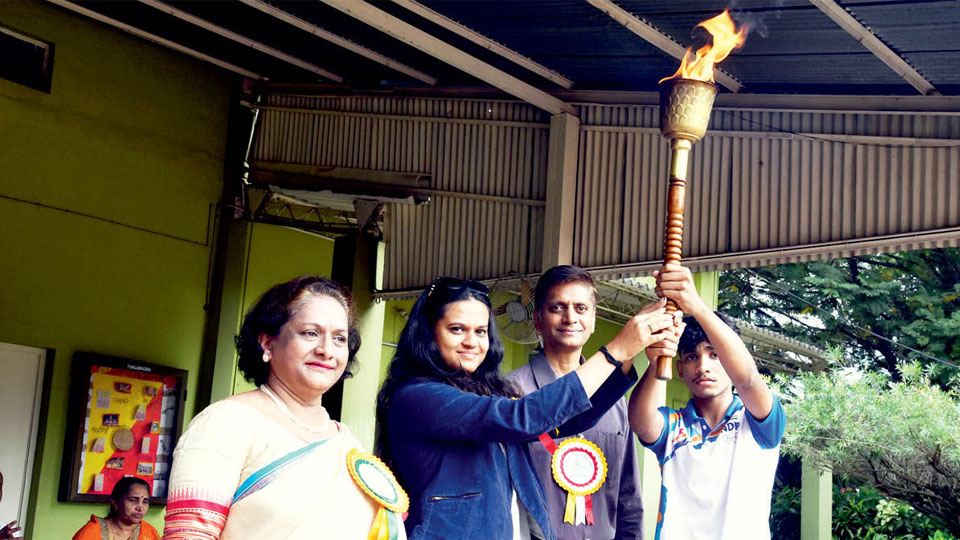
260, 384, 329, 434
105, 518, 134, 540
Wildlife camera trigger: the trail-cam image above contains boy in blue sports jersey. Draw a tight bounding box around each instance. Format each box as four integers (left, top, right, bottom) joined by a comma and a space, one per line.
629, 263, 786, 540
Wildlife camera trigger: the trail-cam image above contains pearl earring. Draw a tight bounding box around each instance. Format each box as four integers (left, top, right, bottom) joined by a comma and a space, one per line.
263, 352, 270, 363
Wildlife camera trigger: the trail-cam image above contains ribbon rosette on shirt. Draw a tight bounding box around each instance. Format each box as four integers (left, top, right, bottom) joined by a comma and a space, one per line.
539, 434, 608, 525
346, 449, 409, 540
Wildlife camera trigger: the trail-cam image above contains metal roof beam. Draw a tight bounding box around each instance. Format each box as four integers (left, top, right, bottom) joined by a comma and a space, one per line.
46, 0, 260, 79
808, 0, 939, 96
315, 0, 576, 116
136, 0, 343, 82
585, 0, 743, 93
251, 83, 960, 114
238, 0, 437, 85
388, 0, 574, 89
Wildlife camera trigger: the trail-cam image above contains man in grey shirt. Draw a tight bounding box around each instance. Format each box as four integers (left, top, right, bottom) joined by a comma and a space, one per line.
507, 265, 644, 540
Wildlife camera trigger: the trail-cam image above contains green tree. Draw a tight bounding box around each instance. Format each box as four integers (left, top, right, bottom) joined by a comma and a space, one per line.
776, 365, 960, 536
720, 248, 960, 382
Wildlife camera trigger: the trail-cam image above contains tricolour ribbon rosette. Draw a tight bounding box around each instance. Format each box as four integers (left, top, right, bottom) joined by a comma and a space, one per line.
539, 435, 608, 525
346, 449, 409, 540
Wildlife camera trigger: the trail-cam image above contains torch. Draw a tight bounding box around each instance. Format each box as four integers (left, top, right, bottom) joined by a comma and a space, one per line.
655, 11, 747, 380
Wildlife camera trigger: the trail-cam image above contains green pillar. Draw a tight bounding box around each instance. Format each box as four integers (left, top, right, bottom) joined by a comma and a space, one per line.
639, 445, 662, 540
198, 91, 257, 408
634, 349, 665, 540
801, 460, 832, 540
337, 235, 386, 450
204, 217, 251, 404
691, 270, 719, 311
192, 210, 252, 408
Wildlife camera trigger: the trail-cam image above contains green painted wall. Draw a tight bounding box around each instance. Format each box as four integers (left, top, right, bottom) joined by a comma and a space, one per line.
232, 224, 335, 394
379, 299, 414, 389
0, 2, 232, 537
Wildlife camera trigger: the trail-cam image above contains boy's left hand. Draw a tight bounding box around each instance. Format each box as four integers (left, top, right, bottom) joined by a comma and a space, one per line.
654, 264, 709, 317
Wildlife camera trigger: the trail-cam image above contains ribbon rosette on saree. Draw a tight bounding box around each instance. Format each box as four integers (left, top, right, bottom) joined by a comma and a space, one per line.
346, 449, 409, 540
539, 434, 608, 525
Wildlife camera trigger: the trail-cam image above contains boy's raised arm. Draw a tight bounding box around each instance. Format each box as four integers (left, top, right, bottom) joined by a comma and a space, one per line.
628, 331, 681, 445
655, 264, 776, 420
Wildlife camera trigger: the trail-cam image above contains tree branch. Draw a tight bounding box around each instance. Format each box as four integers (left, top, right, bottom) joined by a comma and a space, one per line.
852, 256, 909, 272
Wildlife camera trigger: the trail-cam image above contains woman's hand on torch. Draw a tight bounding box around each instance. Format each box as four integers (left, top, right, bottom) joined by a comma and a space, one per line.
645, 321, 685, 365
604, 298, 677, 364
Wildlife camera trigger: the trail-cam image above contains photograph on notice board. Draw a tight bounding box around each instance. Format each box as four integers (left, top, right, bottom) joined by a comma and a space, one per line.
60, 352, 187, 504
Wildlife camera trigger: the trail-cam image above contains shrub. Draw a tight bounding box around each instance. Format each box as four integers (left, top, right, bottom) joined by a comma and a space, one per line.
774, 365, 960, 537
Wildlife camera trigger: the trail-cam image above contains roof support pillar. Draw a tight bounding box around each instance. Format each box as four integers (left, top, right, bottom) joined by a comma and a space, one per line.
801, 460, 833, 540
334, 232, 385, 450
542, 112, 580, 269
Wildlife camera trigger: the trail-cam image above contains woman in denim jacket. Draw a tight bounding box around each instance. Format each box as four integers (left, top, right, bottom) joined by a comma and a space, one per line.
375, 277, 679, 540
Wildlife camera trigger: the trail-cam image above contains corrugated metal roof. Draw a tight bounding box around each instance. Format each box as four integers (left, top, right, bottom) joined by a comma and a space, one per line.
51, 0, 960, 95
249, 93, 960, 287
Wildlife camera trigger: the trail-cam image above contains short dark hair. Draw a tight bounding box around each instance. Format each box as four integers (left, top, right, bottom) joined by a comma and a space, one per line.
106, 477, 150, 518
235, 276, 360, 387
534, 265, 597, 312
678, 312, 740, 356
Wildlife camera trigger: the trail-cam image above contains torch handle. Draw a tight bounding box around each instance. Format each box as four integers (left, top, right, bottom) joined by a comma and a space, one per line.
656, 163, 688, 381
657, 79, 717, 380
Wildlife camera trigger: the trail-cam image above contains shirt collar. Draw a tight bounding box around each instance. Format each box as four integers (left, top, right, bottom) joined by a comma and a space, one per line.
529, 349, 585, 389
529, 350, 557, 389
682, 395, 743, 426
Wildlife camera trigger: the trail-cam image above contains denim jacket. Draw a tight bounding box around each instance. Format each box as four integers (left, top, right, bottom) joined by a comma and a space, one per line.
387, 367, 639, 540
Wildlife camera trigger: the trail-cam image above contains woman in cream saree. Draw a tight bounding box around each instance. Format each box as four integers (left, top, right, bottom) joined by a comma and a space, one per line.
162, 277, 406, 540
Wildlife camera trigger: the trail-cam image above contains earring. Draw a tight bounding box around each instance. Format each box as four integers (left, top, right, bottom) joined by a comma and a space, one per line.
262, 352, 270, 363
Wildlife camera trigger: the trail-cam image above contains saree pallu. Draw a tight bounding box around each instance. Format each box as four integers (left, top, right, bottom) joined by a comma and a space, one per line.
162, 400, 391, 540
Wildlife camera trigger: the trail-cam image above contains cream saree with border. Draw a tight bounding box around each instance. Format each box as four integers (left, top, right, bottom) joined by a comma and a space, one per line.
163, 400, 399, 540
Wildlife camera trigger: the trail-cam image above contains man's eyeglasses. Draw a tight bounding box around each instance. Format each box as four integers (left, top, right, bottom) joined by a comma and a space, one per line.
427, 276, 489, 297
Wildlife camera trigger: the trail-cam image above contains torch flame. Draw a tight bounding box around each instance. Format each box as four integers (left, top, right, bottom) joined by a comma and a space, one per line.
660, 10, 748, 83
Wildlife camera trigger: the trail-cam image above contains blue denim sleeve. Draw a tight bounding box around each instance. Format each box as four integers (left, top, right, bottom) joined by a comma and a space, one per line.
745, 395, 786, 449
390, 372, 592, 443
554, 364, 639, 437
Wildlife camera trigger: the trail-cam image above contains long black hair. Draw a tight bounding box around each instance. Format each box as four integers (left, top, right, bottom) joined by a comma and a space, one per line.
375, 277, 517, 468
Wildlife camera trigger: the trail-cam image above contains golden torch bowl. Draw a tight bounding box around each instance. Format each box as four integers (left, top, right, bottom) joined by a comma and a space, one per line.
652, 78, 718, 381
658, 79, 718, 143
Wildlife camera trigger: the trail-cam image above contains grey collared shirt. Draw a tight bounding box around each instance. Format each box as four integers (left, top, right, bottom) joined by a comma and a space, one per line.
506, 351, 644, 540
